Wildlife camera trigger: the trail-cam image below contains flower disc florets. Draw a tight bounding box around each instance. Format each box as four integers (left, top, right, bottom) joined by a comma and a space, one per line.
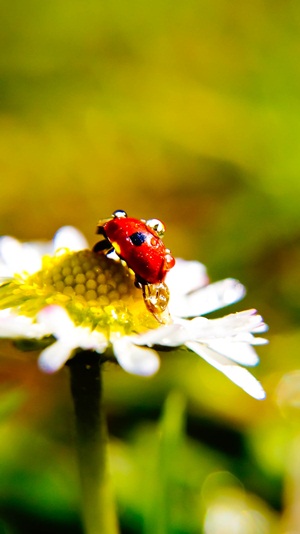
0, 249, 157, 336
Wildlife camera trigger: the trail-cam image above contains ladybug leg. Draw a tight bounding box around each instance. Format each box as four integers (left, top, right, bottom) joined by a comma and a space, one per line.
134, 275, 144, 289
95, 225, 106, 236
142, 282, 172, 325
93, 238, 114, 254
95, 218, 113, 234
94, 220, 113, 254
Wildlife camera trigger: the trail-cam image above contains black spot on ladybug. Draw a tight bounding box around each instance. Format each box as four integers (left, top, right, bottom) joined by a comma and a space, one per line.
129, 232, 147, 246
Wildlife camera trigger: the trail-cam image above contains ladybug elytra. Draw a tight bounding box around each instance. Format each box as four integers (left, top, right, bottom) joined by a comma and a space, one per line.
93, 210, 175, 323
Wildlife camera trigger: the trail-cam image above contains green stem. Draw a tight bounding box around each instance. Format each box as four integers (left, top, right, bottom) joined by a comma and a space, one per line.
68, 351, 119, 534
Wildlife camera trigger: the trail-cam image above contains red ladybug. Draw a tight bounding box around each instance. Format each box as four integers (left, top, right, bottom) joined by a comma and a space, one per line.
93, 210, 175, 323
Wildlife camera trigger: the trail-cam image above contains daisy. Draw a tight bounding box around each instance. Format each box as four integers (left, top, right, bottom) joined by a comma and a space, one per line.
0, 227, 267, 399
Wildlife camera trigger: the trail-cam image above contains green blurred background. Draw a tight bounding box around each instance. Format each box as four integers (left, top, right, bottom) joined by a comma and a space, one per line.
0, 0, 300, 532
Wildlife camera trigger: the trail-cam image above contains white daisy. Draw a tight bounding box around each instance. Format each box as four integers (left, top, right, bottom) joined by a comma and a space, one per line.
0, 228, 267, 399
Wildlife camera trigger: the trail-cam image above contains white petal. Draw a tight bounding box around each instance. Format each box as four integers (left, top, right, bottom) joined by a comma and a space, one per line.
251, 323, 269, 334
25, 240, 52, 258
38, 340, 74, 373
249, 337, 269, 345
18, 244, 44, 273
207, 339, 260, 366
37, 305, 76, 338
0, 267, 15, 281
113, 337, 160, 376
135, 311, 267, 360
230, 332, 269, 345
133, 323, 188, 347
0, 310, 51, 339
185, 310, 267, 340
37, 305, 108, 353
166, 259, 208, 297
0, 237, 22, 271
170, 278, 246, 318
186, 341, 266, 400
74, 328, 108, 353
53, 226, 88, 252
0, 237, 43, 275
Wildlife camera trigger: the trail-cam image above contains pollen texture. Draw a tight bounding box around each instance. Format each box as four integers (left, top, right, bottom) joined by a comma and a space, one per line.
37, 250, 139, 306
0, 250, 157, 332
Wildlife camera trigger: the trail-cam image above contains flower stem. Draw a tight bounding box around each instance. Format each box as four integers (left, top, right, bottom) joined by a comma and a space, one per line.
68, 351, 119, 534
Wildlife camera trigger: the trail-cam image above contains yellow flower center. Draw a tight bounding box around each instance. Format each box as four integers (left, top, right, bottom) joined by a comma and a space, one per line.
0, 249, 158, 336
38, 250, 139, 306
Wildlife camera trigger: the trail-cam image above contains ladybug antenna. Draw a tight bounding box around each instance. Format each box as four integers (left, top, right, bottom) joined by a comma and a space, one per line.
146, 218, 165, 237
112, 210, 127, 218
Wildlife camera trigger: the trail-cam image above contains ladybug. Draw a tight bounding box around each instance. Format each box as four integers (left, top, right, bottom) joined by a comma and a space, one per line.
93, 210, 175, 323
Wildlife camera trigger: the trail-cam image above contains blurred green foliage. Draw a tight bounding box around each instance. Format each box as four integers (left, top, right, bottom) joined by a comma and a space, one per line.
0, 0, 300, 532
